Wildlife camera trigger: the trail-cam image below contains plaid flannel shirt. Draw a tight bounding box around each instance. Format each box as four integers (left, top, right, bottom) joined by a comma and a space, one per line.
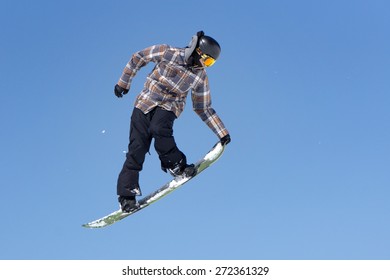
118, 44, 229, 139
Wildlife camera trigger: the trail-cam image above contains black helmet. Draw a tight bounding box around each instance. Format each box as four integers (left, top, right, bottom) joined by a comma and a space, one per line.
197, 35, 221, 60
184, 31, 221, 68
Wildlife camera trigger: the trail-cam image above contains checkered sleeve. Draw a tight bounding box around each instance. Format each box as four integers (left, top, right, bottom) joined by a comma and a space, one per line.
117, 45, 168, 90
192, 76, 229, 139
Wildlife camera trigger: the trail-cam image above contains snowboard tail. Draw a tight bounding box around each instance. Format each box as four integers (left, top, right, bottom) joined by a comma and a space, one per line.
82, 142, 225, 228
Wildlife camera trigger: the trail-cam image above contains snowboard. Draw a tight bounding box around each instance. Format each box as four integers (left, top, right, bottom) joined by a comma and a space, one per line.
82, 142, 225, 228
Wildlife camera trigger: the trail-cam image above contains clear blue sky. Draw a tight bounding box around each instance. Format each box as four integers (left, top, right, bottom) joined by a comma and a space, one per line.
1, 0, 389, 260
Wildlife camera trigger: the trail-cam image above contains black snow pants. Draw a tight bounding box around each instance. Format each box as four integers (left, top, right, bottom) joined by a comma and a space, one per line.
117, 107, 186, 196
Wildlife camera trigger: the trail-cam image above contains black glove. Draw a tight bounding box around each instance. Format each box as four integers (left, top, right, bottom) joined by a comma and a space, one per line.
220, 134, 231, 146
114, 84, 129, 98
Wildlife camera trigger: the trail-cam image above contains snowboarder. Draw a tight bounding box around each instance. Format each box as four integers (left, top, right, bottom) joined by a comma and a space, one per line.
114, 31, 231, 212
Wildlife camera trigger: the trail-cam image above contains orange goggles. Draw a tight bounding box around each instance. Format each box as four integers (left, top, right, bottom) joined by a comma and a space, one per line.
196, 48, 216, 67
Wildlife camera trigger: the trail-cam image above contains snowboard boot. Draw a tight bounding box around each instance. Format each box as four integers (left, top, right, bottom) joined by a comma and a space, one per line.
164, 158, 197, 178
118, 196, 138, 212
